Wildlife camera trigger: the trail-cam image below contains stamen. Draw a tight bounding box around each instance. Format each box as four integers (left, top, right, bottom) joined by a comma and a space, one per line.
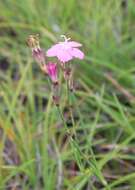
60, 35, 71, 42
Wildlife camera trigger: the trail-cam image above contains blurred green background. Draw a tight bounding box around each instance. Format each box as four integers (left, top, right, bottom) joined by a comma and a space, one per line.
1, 0, 135, 189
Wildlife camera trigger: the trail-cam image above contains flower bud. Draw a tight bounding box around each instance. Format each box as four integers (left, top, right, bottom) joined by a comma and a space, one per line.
47, 62, 58, 84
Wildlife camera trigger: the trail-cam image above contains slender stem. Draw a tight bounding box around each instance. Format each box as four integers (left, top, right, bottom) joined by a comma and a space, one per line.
65, 79, 77, 140
66, 79, 70, 106
52, 138, 63, 190
47, 76, 52, 91
67, 81, 75, 126
56, 106, 77, 147
56, 106, 67, 129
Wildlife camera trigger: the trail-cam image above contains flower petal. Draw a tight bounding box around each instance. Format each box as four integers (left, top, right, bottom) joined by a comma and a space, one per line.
71, 48, 84, 59
46, 44, 61, 57
57, 49, 73, 62
68, 41, 82, 47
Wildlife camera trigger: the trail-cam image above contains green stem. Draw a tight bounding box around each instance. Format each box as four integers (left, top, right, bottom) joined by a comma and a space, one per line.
56, 106, 67, 129
66, 80, 75, 127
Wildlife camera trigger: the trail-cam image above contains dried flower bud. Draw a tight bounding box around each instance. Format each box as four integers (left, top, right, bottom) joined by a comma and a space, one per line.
27, 34, 46, 69
27, 34, 40, 49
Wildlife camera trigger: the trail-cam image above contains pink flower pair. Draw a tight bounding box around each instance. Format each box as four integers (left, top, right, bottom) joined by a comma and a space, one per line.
46, 35, 84, 82
28, 35, 84, 83
28, 34, 84, 105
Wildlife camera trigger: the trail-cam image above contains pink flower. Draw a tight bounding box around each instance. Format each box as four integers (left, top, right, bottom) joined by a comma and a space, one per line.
46, 35, 84, 63
47, 62, 58, 83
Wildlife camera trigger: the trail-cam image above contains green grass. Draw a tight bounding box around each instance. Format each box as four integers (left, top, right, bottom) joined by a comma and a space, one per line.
0, 0, 135, 189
